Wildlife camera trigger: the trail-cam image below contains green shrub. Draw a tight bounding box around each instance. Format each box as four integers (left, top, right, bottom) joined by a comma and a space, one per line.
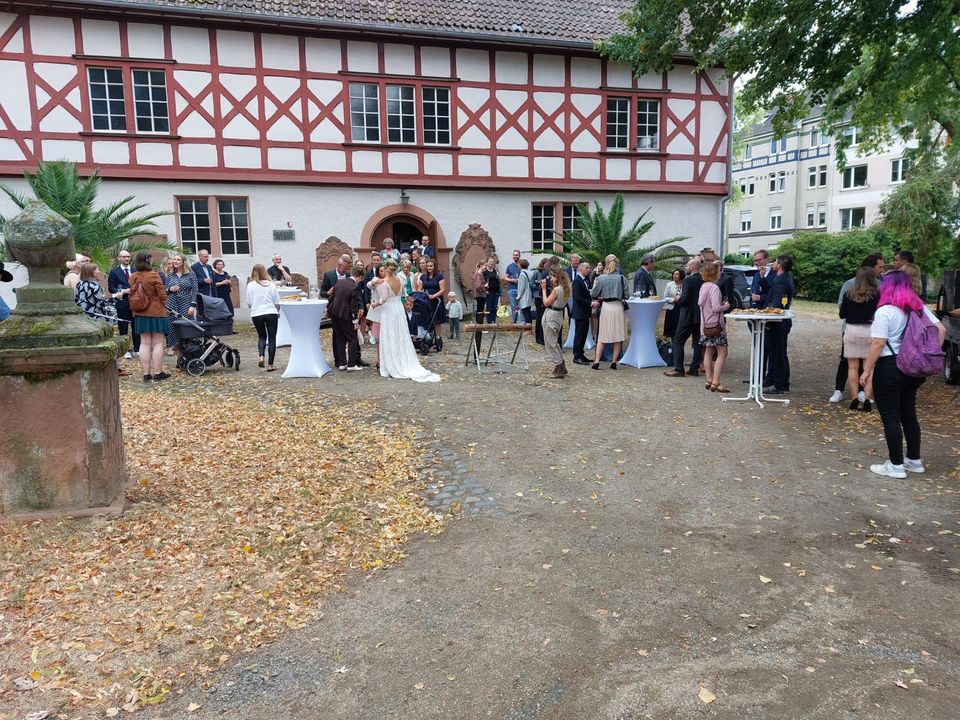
724, 252, 752, 265
776, 228, 899, 301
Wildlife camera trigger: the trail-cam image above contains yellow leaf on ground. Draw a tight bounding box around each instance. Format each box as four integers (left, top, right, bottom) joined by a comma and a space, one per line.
698, 686, 717, 704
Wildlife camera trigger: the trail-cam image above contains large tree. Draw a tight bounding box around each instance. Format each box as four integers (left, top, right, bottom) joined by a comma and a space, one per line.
600, 0, 960, 160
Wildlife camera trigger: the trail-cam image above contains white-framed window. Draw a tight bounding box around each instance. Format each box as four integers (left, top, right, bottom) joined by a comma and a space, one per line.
809, 128, 819, 147
422, 87, 451, 145
805, 204, 815, 228
768, 173, 776, 193
745, 144, 753, 159
817, 203, 826, 227
738, 176, 755, 196
532, 204, 556, 252
131, 69, 169, 133
738, 244, 751, 254
769, 207, 782, 231
739, 211, 752, 233
808, 166, 817, 188
840, 207, 866, 230
561, 203, 585, 235
842, 126, 860, 146
777, 171, 786, 192
636, 99, 659, 149
386, 84, 416, 144
605, 97, 630, 150
769, 137, 786, 154
349, 82, 380, 142
841, 165, 868, 189
891, 157, 910, 183
177, 196, 251, 256
818, 164, 827, 187
88, 67, 127, 131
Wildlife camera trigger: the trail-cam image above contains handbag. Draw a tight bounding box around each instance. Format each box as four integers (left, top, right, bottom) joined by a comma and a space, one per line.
702, 322, 722, 338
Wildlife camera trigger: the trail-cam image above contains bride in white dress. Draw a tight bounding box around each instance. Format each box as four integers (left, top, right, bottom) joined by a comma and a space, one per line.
378, 262, 440, 383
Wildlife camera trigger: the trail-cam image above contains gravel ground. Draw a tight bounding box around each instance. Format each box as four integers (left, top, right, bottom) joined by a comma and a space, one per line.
142, 311, 960, 720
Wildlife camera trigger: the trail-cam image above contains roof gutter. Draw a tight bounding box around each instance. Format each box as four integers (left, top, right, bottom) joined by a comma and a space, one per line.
718, 73, 737, 257
35, 0, 603, 51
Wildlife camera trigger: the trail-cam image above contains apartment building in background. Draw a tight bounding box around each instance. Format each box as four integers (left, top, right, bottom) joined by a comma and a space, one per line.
726, 107, 912, 257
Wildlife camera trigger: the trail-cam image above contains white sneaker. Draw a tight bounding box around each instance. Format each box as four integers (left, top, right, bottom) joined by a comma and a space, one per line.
870, 461, 907, 479
132, 351, 139, 358
903, 458, 925, 473
347, 365, 365, 371
123, 351, 133, 360
829, 390, 843, 403
338, 365, 347, 371
857, 390, 865, 403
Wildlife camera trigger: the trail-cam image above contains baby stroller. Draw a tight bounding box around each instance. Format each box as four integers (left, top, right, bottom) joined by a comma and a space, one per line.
409, 291, 444, 355
171, 295, 241, 376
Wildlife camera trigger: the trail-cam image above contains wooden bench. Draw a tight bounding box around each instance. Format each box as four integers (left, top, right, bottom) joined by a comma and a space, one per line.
463, 322, 532, 375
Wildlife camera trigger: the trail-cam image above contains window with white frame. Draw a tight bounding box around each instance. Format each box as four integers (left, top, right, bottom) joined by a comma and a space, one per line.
891, 157, 910, 183
817, 203, 827, 227
842, 126, 860, 146
532, 204, 556, 252
422, 87, 451, 145
841, 165, 868, 189
738, 244, 751, 254
88, 67, 127, 131
769, 207, 782, 230
808, 166, 817, 188
777, 171, 786, 192
636, 99, 659, 149
806, 204, 815, 228
561, 203, 585, 235
131, 69, 169, 133
745, 144, 753, 159
840, 207, 866, 230
746, 176, 755, 196
769, 137, 787, 153
177, 197, 251, 256
739, 211, 752, 233
349, 83, 380, 142
809, 128, 819, 147
605, 97, 630, 149
768, 173, 776, 193
818, 164, 827, 187
386, 84, 416, 143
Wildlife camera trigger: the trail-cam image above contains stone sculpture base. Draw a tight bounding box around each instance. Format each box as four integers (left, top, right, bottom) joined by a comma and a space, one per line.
0, 360, 127, 520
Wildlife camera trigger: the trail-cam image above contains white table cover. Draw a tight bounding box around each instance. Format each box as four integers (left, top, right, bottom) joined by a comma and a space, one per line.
280, 299, 331, 379
275, 288, 303, 347
620, 298, 667, 368
722, 311, 792, 408
563, 318, 596, 352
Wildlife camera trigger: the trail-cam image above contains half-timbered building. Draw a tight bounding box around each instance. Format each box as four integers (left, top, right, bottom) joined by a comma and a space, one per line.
0, 0, 732, 296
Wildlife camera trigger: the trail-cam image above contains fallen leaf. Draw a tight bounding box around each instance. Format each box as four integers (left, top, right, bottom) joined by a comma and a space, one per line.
894, 679, 909, 689
188, 703, 201, 713
698, 686, 717, 704
759, 575, 773, 584
413, 682, 425, 690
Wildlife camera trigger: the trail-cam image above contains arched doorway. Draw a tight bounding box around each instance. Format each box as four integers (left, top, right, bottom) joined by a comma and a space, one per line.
359, 204, 450, 286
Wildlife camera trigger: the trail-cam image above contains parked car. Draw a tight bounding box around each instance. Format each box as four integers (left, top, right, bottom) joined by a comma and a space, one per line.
936, 269, 960, 385
722, 265, 757, 309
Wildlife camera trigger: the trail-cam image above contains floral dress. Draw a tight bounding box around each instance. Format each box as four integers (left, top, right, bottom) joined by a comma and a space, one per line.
164, 271, 198, 348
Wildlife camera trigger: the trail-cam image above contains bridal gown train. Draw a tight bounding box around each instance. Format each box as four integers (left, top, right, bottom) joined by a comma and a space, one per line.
378, 283, 440, 383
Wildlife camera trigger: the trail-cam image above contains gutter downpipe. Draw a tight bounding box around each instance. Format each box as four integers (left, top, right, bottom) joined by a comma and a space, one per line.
718, 73, 738, 257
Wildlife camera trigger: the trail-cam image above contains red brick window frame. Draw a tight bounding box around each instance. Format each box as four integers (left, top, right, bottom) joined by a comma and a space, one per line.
78, 58, 177, 138
175, 195, 252, 257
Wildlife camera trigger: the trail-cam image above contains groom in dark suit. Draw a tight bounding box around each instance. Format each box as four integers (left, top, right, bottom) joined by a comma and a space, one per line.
571, 261, 593, 364
320, 254, 352, 298
665, 258, 704, 377
327, 266, 363, 370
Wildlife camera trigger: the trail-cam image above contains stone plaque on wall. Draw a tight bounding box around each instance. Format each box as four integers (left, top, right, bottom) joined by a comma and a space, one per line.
273, 229, 295, 242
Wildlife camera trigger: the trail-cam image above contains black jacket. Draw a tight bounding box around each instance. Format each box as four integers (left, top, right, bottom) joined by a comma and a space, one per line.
571, 273, 593, 320
676, 272, 704, 329
633, 266, 656, 296
320, 269, 348, 298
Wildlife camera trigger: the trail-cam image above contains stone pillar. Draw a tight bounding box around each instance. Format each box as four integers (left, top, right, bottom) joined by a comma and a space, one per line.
0, 201, 126, 519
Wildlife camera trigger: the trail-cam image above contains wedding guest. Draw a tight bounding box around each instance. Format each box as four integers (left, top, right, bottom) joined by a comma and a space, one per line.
420, 235, 436, 258
417, 257, 447, 341
63, 253, 88, 290
76, 263, 131, 377
663, 268, 685, 339
380, 238, 401, 264
355, 259, 372, 344
839, 266, 879, 411
542, 266, 571, 378
516, 259, 535, 325
472, 261, 488, 353
763, 255, 796, 395
698, 261, 730, 393
398, 258, 415, 298
159, 257, 173, 284
267, 254, 292, 283
163, 254, 198, 357
665, 258, 704, 378
504, 249, 521, 320
446, 291, 463, 340
367, 265, 389, 364
108, 250, 139, 359
481, 256, 501, 323
533, 257, 550, 344
212, 258, 234, 314
130, 251, 170, 381
590, 256, 629, 370
570, 261, 593, 364
328, 267, 364, 371
860, 270, 945, 478
245, 264, 280, 371
192, 249, 216, 297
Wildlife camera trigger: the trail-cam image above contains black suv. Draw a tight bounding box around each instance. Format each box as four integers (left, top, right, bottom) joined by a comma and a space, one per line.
721, 264, 757, 309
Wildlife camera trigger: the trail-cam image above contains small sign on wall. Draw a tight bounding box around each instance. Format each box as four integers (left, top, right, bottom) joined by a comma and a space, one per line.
273, 229, 296, 242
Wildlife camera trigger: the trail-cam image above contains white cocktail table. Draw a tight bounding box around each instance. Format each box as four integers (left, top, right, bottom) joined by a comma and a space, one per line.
280, 299, 331, 378
722, 311, 792, 408
620, 298, 667, 368
275, 288, 303, 346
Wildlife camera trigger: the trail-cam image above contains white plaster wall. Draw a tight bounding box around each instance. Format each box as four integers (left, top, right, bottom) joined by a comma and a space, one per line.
81, 19, 121, 56
420, 47, 450, 77
0, 180, 719, 303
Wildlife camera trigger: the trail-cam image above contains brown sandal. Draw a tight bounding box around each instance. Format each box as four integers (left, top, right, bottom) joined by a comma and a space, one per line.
710, 383, 730, 393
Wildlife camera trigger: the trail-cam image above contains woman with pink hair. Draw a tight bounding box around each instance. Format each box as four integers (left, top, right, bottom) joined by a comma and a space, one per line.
860, 270, 945, 478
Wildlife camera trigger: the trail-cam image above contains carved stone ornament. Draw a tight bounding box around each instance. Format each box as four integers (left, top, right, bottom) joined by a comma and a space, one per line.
315, 236, 354, 283
452, 224, 496, 299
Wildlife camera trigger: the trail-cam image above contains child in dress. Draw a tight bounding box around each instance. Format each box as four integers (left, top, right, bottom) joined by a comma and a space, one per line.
445, 291, 463, 340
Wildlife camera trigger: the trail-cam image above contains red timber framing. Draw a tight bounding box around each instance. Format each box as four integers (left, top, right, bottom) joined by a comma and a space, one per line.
0, 7, 731, 194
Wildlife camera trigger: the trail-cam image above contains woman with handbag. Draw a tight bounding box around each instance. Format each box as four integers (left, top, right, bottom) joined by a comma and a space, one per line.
698, 261, 731, 392
589, 256, 629, 369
